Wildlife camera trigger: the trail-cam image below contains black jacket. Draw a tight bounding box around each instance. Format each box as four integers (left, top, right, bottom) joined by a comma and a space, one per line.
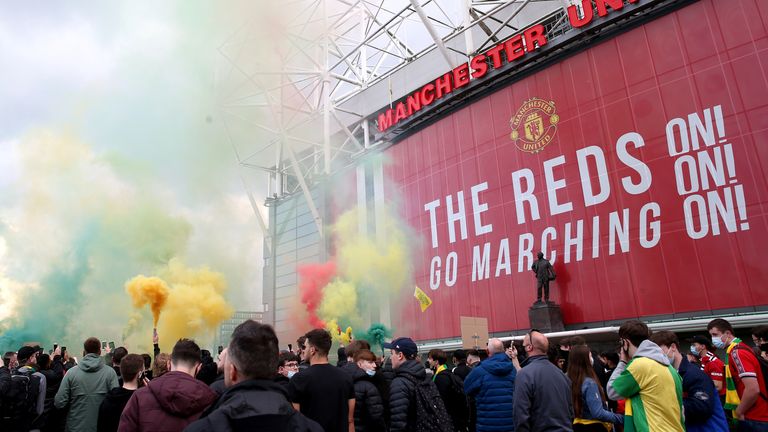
389, 360, 427, 432
0, 366, 10, 396
274, 374, 290, 392
184, 379, 323, 432
210, 373, 226, 396
341, 363, 385, 432
452, 363, 472, 381
197, 358, 218, 386
97, 387, 135, 432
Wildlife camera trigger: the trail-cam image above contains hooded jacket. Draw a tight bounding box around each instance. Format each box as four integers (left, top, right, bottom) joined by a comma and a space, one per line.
388, 359, 427, 432
464, 353, 516, 432
677, 356, 729, 432
513, 354, 574, 432
97, 387, 135, 432
55, 353, 119, 432
118, 371, 217, 432
341, 363, 385, 432
185, 379, 322, 432
608, 340, 685, 432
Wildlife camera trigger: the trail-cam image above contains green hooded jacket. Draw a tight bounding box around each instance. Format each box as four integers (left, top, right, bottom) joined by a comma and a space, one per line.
55, 353, 119, 432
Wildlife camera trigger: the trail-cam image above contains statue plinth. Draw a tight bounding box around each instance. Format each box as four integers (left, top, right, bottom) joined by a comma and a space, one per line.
528, 301, 565, 333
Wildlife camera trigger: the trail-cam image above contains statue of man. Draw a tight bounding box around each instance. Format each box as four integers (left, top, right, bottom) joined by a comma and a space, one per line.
531, 251, 555, 303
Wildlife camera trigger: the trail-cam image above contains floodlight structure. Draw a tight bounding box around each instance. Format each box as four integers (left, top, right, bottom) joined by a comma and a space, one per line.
216, 0, 567, 241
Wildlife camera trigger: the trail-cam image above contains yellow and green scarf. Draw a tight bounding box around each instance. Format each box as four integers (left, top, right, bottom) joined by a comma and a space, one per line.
432, 364, 447, 381
724, 338, 742, 412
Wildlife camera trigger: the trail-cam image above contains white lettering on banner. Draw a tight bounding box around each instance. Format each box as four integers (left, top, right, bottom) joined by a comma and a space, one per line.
576, 146, 610, 206
425, 199, 441, 248
616, 132, 652, 195
471, 182, 493, 235
511, 169, 539, 224
472, 242, 491, 281
446, 191, 468, 244
423, 104, 751, 291
543, 155, 573, 215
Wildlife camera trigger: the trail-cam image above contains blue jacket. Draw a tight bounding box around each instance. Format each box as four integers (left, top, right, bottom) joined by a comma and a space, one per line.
578, 378, 622, 424
464, 352, 516, 432
678, 356, 729, 432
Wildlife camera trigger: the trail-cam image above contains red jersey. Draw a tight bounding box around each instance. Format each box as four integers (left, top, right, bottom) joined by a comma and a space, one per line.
728, 342, 768, 422
700, 351, 726, 396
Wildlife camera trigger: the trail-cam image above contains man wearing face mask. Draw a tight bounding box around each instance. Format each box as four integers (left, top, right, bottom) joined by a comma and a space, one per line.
651, 330, 729, 432
275, 351, 300, 391
118, 339, 217, 432
344, 349, 386, 432
692, 335, 727, 401
607, 320, 685, 432
708, 318, 768, 429
751, 325, 768, 362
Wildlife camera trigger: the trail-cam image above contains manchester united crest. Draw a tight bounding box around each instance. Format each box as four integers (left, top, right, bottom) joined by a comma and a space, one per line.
509, 98, 559, 153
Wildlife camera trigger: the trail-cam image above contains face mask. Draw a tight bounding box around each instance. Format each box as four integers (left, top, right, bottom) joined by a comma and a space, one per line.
690, 345, 698, 355
366, 369, 376, 377
712, 336, 726, 349
287, 370, 297, 379
760, 343, 768, 353
666, 350, 675, 363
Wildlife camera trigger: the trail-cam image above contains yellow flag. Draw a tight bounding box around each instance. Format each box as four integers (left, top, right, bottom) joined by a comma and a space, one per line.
413, 285, 433, 312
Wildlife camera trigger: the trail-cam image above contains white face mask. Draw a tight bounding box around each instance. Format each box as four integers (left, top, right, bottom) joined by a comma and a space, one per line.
287, 370, 297, 379
365, 369, 376, 377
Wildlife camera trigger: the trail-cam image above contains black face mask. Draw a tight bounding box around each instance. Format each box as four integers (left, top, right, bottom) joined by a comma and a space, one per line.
760, 343, 768, 353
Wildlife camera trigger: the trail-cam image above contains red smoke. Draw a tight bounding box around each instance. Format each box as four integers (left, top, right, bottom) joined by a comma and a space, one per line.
297, 262, 336, 328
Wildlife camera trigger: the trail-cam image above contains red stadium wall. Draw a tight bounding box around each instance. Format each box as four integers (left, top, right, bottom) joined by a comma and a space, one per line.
384, 0, 768, 341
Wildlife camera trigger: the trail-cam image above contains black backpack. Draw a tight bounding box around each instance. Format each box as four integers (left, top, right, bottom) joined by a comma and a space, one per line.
443, 372, 469, 428
405, 375, 454, 432
0, 367, 41, 430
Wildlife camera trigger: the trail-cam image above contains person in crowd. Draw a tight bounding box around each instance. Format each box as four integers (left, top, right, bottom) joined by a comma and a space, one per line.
55, 337, 119, 432
296, 336, 310, 372
210, 348, 227, 396
276, 351, 300, 390
708, 318, 768, 428
111, 347, 128, 385
140, 355, 152, 381
98, 354, 144, 432
513, 330, 573, 431
452, 349, 472, 380
464, 339, 515, 432
567, 345, 622, 431
608, 320, 684, 432
385, 336, 449, 431
429, 348, 468, 431
152, 353, 170, 379
567, 337, 609, 390
185, 320, 323, 432
687, 350, 701, 368
289, 329, 355, 432
346, 349, 385, 432
650, 330, 728, 432
692, 335, 726, 399
4, 346, 47, 431
196, 350, 218, 386
467, 350, 482, 369
343, 340, 371, 365
38, 353, 62, 426
752, 325, 768, 361
4, 351, 19, 370
0, 355, 9, 396
118, 339, 217, 432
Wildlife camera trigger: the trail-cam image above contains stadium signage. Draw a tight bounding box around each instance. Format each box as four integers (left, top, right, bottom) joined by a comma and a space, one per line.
376, 0, 642, 133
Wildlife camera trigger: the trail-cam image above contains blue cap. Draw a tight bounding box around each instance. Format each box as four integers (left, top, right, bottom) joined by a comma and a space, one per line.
382, 337, 418, 357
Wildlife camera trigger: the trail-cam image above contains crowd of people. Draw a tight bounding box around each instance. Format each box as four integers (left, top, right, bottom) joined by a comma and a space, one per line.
0, 317, 766, 432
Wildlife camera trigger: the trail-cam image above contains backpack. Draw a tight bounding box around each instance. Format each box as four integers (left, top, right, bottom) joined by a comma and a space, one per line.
0, 367, 41, 430
443, 372, 469, 429
733, 345, 768, 400
405, 375, 454, 432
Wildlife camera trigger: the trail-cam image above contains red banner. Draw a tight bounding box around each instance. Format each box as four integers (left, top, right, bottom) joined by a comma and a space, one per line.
385, 0, 768, 341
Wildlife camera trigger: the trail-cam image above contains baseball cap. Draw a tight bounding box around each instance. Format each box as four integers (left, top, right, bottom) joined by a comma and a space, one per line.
17, 346, 37, 363
382, 337, 418, 357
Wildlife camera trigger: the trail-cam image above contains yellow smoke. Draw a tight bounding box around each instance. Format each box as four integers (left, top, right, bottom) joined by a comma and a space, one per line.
325, 319, 354, 345
125, 259, 234, 351
318, 279, 359, 327
125, 276, 170, 326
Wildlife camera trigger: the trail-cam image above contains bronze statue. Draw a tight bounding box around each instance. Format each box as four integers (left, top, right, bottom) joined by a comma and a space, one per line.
531, 251, 555, 303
